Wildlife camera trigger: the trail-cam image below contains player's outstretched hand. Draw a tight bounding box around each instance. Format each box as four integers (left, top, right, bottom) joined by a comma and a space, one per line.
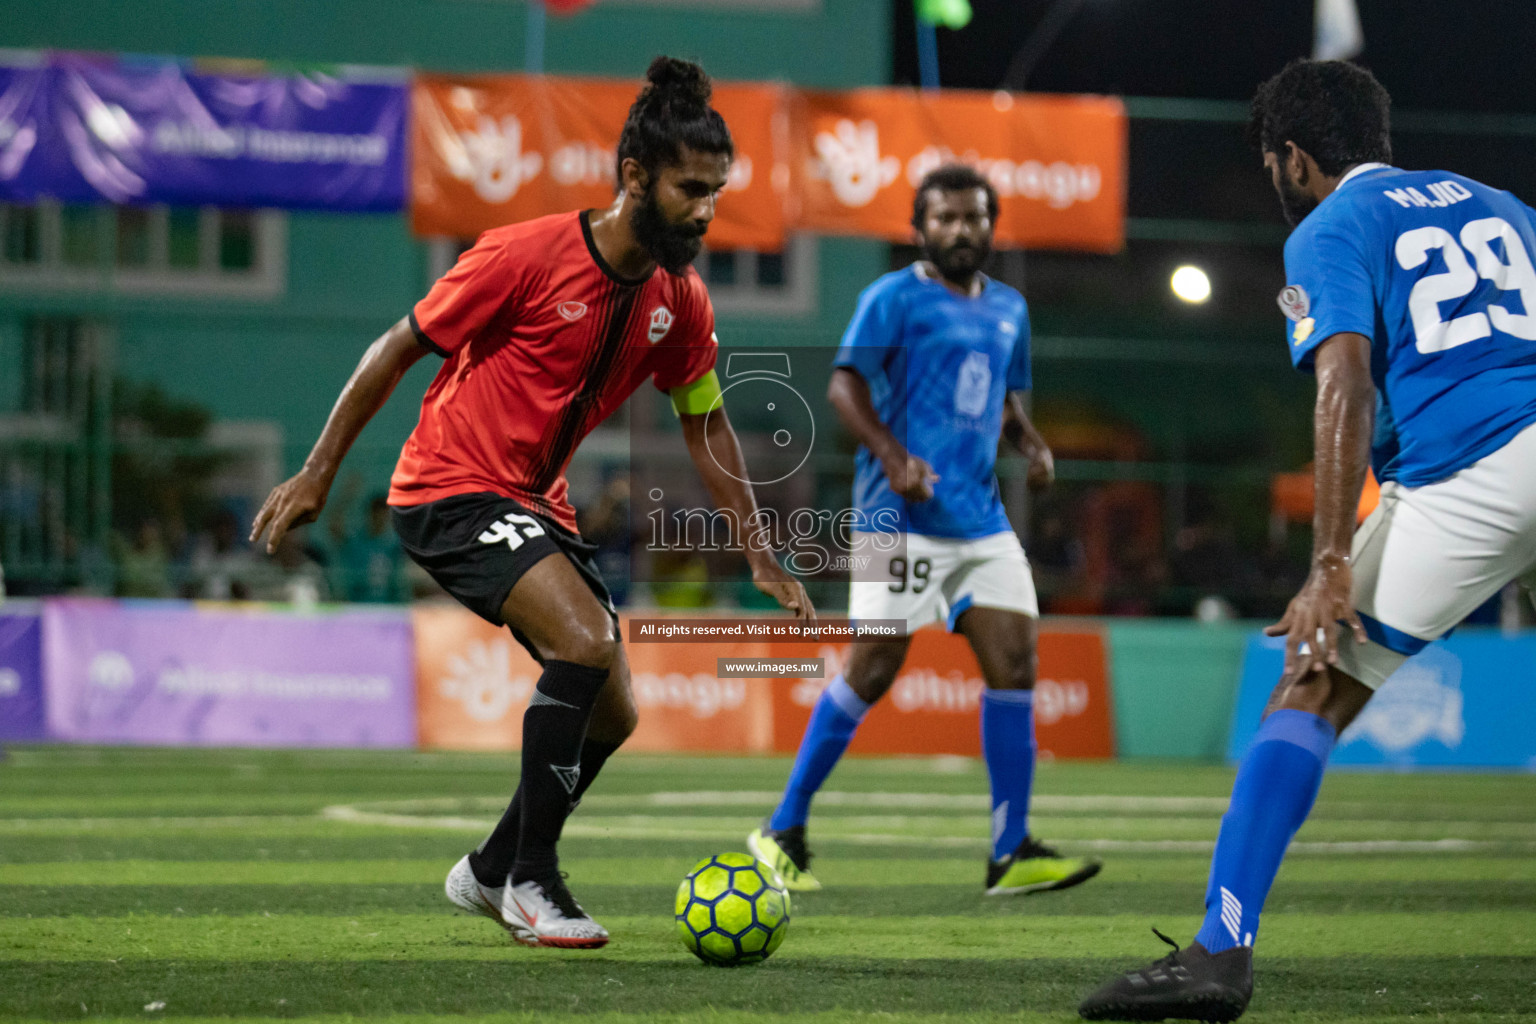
1264, 556, 1367, 678
753, 563, 816, 625
882, 452, 940, 502
1026, 446, 1055, 492
250, 468, 332, 555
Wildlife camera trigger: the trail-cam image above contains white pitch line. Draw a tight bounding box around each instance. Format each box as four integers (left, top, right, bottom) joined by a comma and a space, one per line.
317, 806, 1536, 854
632, 791, 1235, 813
320, 806, 496, 830
0, 815, 321, 832
332, 792, 1234, 814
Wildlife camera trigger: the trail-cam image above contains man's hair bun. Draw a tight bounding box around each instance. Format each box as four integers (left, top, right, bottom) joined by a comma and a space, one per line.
616, 56, 733, 186
643, 56, 712, 107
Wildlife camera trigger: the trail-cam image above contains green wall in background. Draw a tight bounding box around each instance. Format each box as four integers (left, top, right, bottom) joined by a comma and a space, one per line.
0, 0, 892, 489
0, 0, 884, 87
1104, 620, 1253, 761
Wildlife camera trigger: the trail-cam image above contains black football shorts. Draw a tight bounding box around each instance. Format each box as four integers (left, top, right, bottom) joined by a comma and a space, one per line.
391, 491, 617, 662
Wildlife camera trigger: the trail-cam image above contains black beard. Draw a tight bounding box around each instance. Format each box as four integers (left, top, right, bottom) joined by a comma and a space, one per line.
1277, 171, 1320, 227
631, 188, 704, 274
923, 237, 990, 287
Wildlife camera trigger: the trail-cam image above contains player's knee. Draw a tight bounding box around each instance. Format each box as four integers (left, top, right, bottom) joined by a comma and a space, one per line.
1272, 666, 1372, 733
848, 674, 893, 705
847, 652, 904, 703
1273, 673, 1330, 716
614, 704, 639, 741
547, 620, 619, 670
990, 652, 1036, 691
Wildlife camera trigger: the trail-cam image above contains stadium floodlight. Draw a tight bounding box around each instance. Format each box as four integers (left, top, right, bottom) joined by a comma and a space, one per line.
1170, 265, 1211, 304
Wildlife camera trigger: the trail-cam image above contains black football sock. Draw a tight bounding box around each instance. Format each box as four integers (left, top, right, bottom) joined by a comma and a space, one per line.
510, 660, 609, 884
469, 782, 524, 887
469, 738, 622, 886
571, 737, 622, 803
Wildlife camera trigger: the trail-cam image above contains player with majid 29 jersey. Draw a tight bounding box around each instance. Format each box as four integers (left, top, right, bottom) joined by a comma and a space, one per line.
251, 58, 811, 952
1081, 60, 1536, 1022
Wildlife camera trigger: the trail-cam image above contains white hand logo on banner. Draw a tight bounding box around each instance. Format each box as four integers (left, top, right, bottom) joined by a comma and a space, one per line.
1341, 653, 1466, 753
814, 119, 900, 208
453, 115, 543, 203
440, 639, 534, 723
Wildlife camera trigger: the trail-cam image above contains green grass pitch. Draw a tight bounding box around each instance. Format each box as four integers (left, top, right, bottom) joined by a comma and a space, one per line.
3, 746, 1535, 1023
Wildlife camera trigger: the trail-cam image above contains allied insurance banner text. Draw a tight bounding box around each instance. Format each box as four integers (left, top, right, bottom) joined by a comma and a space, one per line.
0, 53, 407, 211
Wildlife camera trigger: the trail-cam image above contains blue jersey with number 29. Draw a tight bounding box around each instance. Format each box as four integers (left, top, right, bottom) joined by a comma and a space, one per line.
1283, 165, 1536, 486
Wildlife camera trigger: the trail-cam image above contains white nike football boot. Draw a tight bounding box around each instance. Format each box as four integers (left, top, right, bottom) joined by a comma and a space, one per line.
444, 855, 513, 932
502, 874, 610, 949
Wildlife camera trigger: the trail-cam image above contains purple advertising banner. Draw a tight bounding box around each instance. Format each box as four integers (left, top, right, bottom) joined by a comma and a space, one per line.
0, 60, 50, 203
0, 606, 45, 741
42, 599, 416, 748
16, 53, 406, 210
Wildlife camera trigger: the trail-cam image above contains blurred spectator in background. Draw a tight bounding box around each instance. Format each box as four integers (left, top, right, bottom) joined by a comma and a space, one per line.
188, 508, 262, 599
577, 473, 633, 607
263, 528, 330, 607
327, 479, 408, 603
650, 548, 714, 608
113, 519, 173, 598
1076, 436, 1168, 616
1170, 489, 1260, 619
1027, 498, 1088, 612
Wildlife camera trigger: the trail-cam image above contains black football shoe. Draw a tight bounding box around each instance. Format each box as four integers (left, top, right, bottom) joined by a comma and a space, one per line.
1078, 928, 1253, 1022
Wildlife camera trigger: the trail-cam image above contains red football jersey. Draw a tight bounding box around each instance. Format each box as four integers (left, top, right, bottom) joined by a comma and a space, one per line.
388, 211, 718, 532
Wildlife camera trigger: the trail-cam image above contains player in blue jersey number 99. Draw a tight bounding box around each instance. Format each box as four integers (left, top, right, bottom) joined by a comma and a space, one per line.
1080, 60, 1536, 1023
749, 165, 1102, 901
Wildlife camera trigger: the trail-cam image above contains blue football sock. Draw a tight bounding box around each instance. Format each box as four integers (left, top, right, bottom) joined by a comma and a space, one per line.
981, 687, 1036, 862
1195, 709, 1336, 953
769, 676, 869, 832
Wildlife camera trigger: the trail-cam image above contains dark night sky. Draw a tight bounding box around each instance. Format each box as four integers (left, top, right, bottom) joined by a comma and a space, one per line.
894, 0, 1536, 114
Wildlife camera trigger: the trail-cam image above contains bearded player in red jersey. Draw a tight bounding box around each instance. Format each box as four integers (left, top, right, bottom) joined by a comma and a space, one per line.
250, 57, 812, 949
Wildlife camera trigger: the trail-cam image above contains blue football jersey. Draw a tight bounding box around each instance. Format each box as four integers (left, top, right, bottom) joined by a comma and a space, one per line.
1283, 164, 1536, 486
834, 265, 1031, 538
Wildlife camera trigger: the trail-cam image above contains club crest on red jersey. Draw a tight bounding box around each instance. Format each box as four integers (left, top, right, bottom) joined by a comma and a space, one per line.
648, 305, 674, 343
557, 301, 588, 322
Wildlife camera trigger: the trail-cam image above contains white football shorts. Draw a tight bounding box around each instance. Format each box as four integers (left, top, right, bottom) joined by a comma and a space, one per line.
1336, 420, 1536, 689
846, 530, 1039, 635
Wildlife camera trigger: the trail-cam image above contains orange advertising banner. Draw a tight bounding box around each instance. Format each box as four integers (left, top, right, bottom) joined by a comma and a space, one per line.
793, 88, 1126, 252
770, 627, 1115, 759
411, 74, 790, 252
414, 606, 1111, 758
413, 607, 775, 753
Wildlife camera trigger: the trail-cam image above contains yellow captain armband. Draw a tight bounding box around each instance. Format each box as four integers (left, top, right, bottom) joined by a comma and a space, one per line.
670, 369, 723, 417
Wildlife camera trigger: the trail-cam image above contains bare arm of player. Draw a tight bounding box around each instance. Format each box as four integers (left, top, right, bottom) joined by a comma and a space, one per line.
827, 367, 939, 502
1002, 391, 1055, 492
676, 405, 815, 623
250, 317, 431, 554
1264, 331, 1374, 678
